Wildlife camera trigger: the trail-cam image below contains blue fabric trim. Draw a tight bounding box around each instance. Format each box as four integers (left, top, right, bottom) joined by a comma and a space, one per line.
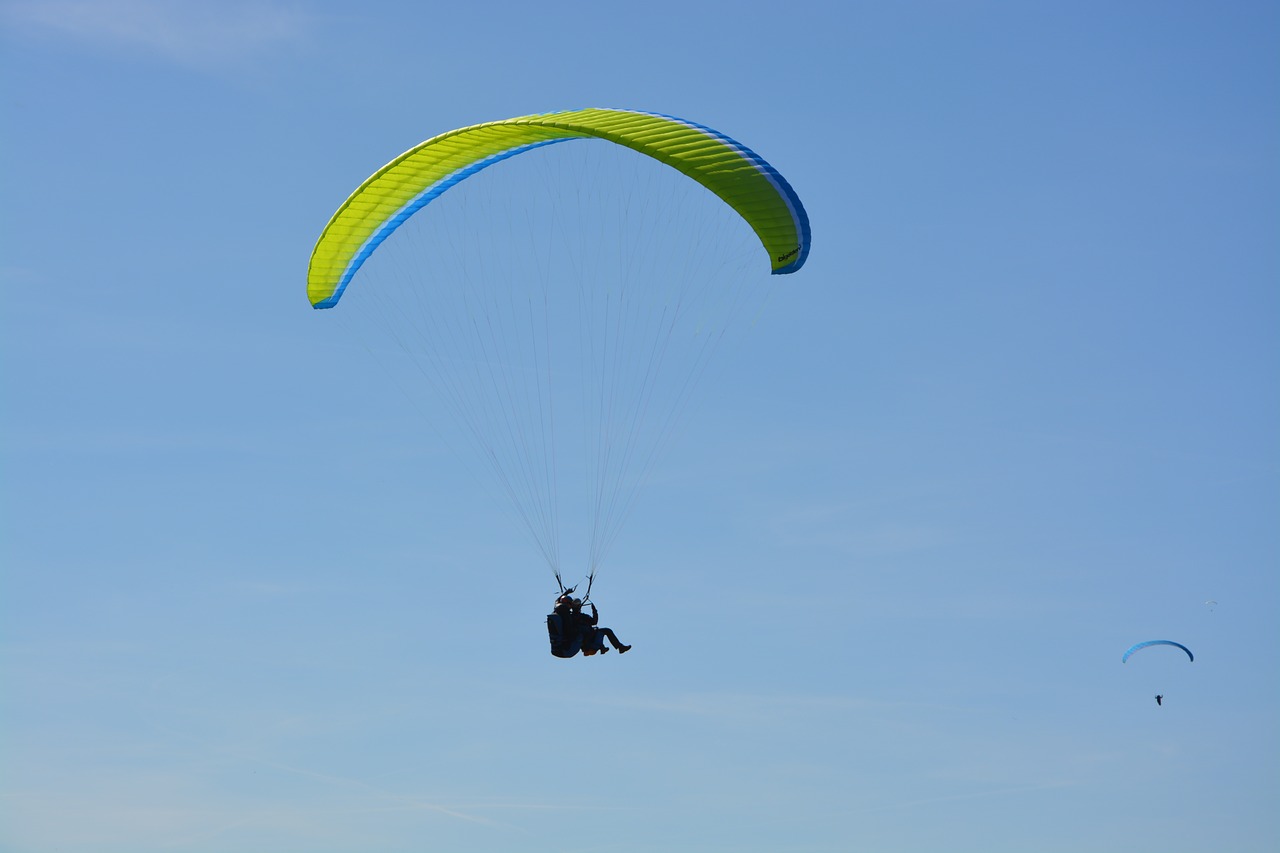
313, 138, 571, 309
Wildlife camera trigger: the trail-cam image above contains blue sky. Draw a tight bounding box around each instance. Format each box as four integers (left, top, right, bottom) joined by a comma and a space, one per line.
2, 1, 1277, 851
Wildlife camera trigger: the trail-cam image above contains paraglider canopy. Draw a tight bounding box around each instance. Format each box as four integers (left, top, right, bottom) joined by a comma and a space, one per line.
308, 108, 811, 310
305, 108, 810, 588
1121, 640, 1194, 664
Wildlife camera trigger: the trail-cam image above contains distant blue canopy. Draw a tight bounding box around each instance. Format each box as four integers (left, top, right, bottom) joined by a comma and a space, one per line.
1122, 640, 1194, 663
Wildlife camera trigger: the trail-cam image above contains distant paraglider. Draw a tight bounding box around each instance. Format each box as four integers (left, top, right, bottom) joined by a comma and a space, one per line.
1124, 642, 1193, 708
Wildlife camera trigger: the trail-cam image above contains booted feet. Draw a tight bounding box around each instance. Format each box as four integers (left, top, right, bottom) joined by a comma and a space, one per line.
617, 644, 632, 654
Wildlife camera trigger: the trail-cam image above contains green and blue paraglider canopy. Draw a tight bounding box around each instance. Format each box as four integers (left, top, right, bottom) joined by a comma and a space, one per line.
308, 108, 811, 310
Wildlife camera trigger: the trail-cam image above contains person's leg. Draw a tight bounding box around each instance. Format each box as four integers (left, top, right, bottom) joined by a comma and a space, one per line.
599, 628, 631, 653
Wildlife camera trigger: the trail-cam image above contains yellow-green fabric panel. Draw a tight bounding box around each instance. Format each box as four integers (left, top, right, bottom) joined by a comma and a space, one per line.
308, 109, 808, 308
307, 122, 585, 307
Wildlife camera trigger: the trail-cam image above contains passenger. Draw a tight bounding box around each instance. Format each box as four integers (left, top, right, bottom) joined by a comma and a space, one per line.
574, 600, 631, 655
